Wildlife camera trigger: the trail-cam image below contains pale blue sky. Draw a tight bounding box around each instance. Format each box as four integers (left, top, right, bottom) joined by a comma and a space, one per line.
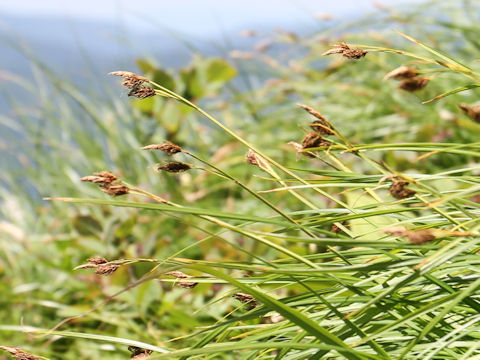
0, 0, 413, 35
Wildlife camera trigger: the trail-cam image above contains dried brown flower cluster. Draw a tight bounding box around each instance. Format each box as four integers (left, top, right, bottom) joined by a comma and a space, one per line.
74, 256, 120, 276
389, 181, 416, 199
80, 171, 117, 184
398, 77, 429, 92
288, 104, 335, 158
301, 132, 330, 149
383, 226, 436, 244
157, 162, 191, 173
165, 271, 198, 289
322, 42, 367, 59
232, 292, 258, 310
128, 346, 153, 360
245, 149, 267, 168
81, 171, 129, 197
384, 66, 428, 92
458, 103, 480, 123
0, 346, 40, 360
100, 184, 130, 196
109, 71, 156, 99
141, 141, 183, 155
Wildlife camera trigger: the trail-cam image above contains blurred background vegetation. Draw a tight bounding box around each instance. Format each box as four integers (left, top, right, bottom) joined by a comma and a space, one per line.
2, 0, 480, 359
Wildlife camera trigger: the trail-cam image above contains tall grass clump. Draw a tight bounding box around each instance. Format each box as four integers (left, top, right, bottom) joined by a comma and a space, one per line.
3, 1, 480, 359
40, 33, 480, 360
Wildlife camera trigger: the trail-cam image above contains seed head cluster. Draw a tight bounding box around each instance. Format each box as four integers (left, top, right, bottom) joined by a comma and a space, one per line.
383, 65, 429, 92
233, 293, 258, 310
245, 149, 267, 168
389, 181, 416, 199
157, 162, 191, 173
74, 257, 120, 276
109, 71, 156, 99
128, 346, 153, 360
322, 42, 367, 59
166, 271, 198, 289
81, 171, 129, 197
141, 141, 183, 155
398, 77, 429, 92
0, 346, 40, 360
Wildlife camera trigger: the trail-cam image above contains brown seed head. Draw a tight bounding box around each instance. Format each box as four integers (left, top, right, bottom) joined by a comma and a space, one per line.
165, 271, 197, 288
233, 293, 254, 303
100, 184, 130, 196
109, 71, 148, 89
95, 263, 120, 276
407, 229, 436, 244
178, 281, 198, 289
141, 142, 183, 155
75, 256, 119, 275
458, 103, 480, 123
87, 256, 108, 265
384, 65, 418, 80
233, 293, 258, 310
245, 149, 266, 167
389, 181, 416, 199
322, 42, 367, 59
0, 346, 41, 360
128, 346, 153, 360
398, 77, 429, 92
128, 86, 156, 99
302, 132, 330, 149
166, 271, 189, 279
157, 162, 191, 173
80, 171, 117, 185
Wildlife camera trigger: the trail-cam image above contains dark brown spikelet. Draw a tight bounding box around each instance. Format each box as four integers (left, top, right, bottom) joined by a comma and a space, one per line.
407, 229, 436, 244
141, 141, 183, 155
128, 86, 156, 99
109, 71, 147, 89
95, 263, 120, 276
233, 293, 258, 310
128, 346, 153, 360
458, 103, 480, 123
157, 162, 191, 173
166, 271, 198, 288
0, 346, 41, 360
166, 271, 189, 279
398, 77, 429, 92
87, 256, 108, 265
384, 65, 418, 80
389, 181, 416, 199
245, 149, 266, 167
80, 171, 117, 185
322, 42, 367, 59
75, 256, 119, 276
301, 132, 330, 149
178, 281, 198, 289
100, 184, 130, 196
